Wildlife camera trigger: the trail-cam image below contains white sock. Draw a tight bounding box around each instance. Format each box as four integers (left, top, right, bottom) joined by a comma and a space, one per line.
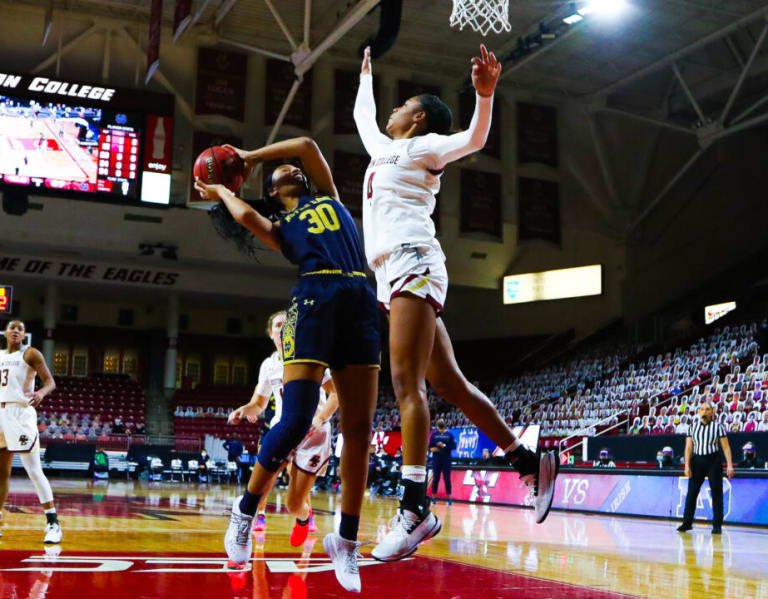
44, 507, 56, 514
401, 465, 426, 483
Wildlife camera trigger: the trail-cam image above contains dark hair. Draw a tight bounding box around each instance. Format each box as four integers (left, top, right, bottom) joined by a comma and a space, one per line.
417, 94, 452, 135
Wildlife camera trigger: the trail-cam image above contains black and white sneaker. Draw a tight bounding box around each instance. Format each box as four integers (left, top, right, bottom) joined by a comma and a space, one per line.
519, 451, 558, 523
371, 509, 441, 562
224, 496, 253, 567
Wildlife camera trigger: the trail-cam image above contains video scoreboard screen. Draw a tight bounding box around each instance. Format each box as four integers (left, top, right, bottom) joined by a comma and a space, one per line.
503, 265, 603, 305
0, 285, 12, 314
0, 72, 174, 206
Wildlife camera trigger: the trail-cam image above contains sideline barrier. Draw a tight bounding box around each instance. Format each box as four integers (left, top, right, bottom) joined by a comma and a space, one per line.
431, 466, 768, 526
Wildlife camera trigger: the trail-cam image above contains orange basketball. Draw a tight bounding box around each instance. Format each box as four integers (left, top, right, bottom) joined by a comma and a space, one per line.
193, 146, 245, 194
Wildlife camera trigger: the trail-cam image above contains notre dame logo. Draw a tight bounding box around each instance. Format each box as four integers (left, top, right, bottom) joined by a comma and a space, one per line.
18, 435, 29, 446
308, 455, 321, 468
282, 298, 298, 359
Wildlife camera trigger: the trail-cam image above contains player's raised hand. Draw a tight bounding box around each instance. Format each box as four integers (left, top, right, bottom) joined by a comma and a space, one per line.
471, 44, 502, 98
361, 46, 372, 75
194, 177, 226, 201
223, 144, 257, 181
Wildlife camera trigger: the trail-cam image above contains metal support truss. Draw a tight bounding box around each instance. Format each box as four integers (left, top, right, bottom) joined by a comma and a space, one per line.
671, 62, 707, 123
591, 4, 768, 98
214, 0, 238, 27
719, 20, 768, 123
32, 22, 100, 73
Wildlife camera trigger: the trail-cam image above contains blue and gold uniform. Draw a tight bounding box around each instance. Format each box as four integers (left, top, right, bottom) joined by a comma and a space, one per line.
277, 195, 380, 369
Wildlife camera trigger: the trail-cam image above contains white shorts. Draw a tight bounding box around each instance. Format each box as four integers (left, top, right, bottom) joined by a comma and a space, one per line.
0, 403, 38, 452
373, 243, 448, 314
292, 421, 332, 475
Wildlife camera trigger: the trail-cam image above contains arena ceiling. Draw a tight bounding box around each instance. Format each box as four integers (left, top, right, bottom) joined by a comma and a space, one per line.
7, 1, 768, 134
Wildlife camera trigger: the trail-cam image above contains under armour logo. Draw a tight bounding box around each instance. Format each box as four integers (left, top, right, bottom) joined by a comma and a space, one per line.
303, 299, 315, 306
18, 435, 28, 445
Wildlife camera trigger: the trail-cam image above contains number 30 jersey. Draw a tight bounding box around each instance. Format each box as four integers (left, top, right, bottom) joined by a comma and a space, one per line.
278, 195, 368, 276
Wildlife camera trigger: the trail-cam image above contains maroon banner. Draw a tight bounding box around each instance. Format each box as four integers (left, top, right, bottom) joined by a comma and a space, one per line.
397, 80, 441, 105
265, 59, 313, 130
173, 0, 192, 41
190, 131, 243, 200
334, 70, 380, 134
332, 151, 368, 217
195, 48, 248, 121
145, 0, 163, 84
518, 177, 561, 245
460, 91, 501, 158
517, 102, 558, 167
460, 169, 502, 239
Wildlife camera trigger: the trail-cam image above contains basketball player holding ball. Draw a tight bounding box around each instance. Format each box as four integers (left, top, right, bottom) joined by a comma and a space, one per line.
354, 45, 558, 562
195, 135, 380, 592
0, 320, 62, 543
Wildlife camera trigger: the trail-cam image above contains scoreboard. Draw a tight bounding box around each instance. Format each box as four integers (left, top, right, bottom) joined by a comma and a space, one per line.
0, 285, 12, 314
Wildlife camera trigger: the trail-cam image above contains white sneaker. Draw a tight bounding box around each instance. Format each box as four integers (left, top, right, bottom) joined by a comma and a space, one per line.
520, 451, 558, 524
43, 522, 62, 544
371, 509, 441, 562
323, 532, 362, 593
224, 496, 253, 567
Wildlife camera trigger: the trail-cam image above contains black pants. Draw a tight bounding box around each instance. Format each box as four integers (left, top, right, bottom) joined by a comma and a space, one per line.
682, 453, 724, 528
431, 462, 452, 495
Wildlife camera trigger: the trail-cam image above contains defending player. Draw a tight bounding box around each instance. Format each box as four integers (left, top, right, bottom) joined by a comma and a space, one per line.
0, 320, 62, 543
229, 310, 338, 544
354, 45, 557, 561
195, 135, 380, 593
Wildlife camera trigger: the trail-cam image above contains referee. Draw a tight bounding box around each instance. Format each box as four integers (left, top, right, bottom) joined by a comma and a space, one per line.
677, 403, 734, 534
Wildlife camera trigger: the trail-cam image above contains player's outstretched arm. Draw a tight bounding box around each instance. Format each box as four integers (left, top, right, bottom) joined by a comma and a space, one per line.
354, 46, 391, 154
194, 178, 281, 251
227, 138, 339, 200
24, 347, 55, 408
410, 44, 500, 171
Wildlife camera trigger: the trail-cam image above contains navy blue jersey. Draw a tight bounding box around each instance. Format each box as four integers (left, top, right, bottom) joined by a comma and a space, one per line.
429, 430, 456, 464
278, 195, 367, 276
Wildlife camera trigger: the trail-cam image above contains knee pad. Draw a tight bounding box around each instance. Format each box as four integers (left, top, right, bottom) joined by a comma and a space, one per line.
257, 379, 319, 472
20, 447, 54, 505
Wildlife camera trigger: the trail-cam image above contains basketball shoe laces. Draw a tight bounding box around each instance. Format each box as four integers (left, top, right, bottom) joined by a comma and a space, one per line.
343, 543, 362, 577
520, 473, 538, 501
387, 510, 419, 539
234, 513, 251, 545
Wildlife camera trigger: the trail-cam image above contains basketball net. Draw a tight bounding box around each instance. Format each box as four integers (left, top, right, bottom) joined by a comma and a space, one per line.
450, 0, 511, 36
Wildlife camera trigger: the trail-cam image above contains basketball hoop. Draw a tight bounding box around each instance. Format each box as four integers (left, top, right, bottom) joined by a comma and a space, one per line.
450, 0, 511, 36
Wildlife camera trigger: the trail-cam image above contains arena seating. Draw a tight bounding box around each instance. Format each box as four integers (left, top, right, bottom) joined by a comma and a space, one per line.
38, 375, 146, 446
370, 320, 768, 445
172, 385, 260, 449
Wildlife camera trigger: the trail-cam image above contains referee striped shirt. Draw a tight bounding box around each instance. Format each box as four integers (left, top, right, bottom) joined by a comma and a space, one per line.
687, 420, 727, 455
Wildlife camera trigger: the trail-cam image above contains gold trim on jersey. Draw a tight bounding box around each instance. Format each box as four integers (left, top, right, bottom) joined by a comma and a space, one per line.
301, 270, 366, 278
282, 297, 298, 360
283, 358, 330, 367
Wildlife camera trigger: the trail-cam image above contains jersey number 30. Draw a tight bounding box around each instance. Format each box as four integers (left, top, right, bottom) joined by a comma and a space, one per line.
300, 203, 341, 235
0, 369, 8, 387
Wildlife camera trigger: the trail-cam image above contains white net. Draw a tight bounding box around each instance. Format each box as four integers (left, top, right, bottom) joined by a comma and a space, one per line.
450, 0, 511, 36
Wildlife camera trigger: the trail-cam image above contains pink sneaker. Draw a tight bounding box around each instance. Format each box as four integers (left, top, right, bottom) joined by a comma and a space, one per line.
252, 514, 266, 532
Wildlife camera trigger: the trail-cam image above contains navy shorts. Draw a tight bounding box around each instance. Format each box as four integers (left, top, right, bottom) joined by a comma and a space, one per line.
282, 273, 381, 370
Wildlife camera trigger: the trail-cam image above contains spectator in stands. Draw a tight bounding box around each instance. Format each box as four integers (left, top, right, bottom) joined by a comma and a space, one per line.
759, 412, 768, 432
184, 406, 195, 417
659, 446, 680, 469
744, 411, 758, 432
174, 406, 184, 417
593, 448, 616, 468
113, 417, 124, 434
629, 417, 642, 435
676, 414, 690, 435
737, 442, 766, 469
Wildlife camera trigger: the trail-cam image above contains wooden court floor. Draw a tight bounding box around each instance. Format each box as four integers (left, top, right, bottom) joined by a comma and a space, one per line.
0, 477, 766, 598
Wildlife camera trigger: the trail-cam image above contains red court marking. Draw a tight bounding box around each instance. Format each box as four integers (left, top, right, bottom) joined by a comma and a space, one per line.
0, 549, 643, 599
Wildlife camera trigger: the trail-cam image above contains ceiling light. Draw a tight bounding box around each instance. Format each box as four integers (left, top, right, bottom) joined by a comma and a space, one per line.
563, 14, 583, 24
578, 0, 626, 17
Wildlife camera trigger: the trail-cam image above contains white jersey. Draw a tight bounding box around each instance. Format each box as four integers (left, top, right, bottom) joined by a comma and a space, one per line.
255, 351, 331, 428
0, 348, 35, 406
354, 73, 493, 266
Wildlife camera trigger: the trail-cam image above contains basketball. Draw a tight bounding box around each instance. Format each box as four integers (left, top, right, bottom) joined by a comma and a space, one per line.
193, 146, 245, 194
